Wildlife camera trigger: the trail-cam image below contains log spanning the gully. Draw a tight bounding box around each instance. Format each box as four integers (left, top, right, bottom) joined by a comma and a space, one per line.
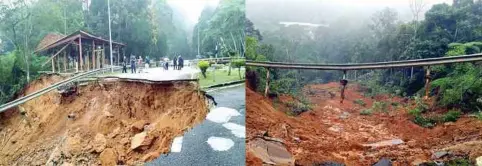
247, 53, 482, 101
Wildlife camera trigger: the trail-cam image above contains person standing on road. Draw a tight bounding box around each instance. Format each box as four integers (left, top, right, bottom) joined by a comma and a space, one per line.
145, 56, 150, 70
122, 56, 127, 73
173, 56, 178, 70
164, 57, 169, 70
130, 55, 136, 73
138, 56, 143, 73
178, 55, 184, 70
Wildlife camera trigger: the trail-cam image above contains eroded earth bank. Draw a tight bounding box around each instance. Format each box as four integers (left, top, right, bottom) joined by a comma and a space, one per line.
0, 74, 209, 165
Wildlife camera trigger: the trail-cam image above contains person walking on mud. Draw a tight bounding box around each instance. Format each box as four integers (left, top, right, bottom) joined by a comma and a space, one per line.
122, 56, 127, 73
130, 55, 136, 74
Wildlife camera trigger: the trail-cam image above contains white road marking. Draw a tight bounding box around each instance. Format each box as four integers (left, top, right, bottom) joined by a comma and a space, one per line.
222, 123, 245, 138
170, 136, 183, 152
206, 137, 234, 151
206, 107, 240, 123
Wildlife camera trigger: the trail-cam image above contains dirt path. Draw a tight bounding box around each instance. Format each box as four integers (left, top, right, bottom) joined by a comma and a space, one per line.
246, 82, 482, 165
0, 74, 209, 165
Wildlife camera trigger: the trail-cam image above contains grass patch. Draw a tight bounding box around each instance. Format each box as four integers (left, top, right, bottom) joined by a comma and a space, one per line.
360, 109, 373, 115
372, 101, 388, 112
353, 99, 366, 107
476, 112, 482, 121
198, 69, 245, 87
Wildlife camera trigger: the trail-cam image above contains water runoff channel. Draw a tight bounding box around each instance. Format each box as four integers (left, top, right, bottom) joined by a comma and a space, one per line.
149, 83, 245, 166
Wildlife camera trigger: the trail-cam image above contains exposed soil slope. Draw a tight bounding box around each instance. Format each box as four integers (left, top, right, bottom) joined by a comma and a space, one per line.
0, 74, 209, 165
246, 82, 482, 165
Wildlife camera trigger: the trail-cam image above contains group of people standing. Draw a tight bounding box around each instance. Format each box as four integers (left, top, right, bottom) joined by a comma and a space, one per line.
172, 55, 184, 70
121, 54, 184, 73
121, 55, 150, 73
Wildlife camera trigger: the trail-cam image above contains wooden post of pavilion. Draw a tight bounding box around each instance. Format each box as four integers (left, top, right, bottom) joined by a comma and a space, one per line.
117, 46, 120, 66
103, 44, 106, 68
51, 56, 55, 73
86, 50, 90, 71
92, 40, 95, 70
79, 37, 83, 71
57, 54, 60, 73
63, 51, 67, 72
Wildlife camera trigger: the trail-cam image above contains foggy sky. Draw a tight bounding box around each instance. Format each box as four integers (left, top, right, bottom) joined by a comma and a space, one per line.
247, 0, 453, 31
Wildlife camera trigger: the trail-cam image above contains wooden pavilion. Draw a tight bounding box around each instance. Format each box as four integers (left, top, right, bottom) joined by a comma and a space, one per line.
35, 30, 126, 73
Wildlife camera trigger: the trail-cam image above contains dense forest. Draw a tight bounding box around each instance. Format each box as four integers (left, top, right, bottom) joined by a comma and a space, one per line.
246, 0, 482, 111
0, 0, 244, 105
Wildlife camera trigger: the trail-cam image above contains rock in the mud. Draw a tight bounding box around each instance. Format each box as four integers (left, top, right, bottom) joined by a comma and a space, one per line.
476, 156, 482, 166
339, 112, 350, 119
373, 158, 391, 166
431, 151, 448, 159
99, 148, 118, 166
328, 125, 342, 132
131, 120, 148, 133
411, 159, 427, 166
104, 111, 114, 118
93, 133, 107, 153
362, 139, 404, 148
130, 132, 154, 150
249, 137, 295, 166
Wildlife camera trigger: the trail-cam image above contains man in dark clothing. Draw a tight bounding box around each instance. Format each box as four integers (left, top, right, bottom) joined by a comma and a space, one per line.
178, 56, 184, 70
130, 55, 136, 73
122, 56, 127, 73
173, 56, 178, 70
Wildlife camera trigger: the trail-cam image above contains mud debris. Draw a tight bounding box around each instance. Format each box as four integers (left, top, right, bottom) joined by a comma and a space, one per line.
246, 82, 482, 165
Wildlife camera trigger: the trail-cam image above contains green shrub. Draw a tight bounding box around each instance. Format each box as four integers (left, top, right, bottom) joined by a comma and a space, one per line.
286, 100, 312, 115
198, 61, 210, 78
408, 108, 422, 116
413, 115, 436, 128
443, 109, 461, 122
360, 109, 372, 115
353, 99, 366, 107
231, 58, 245, 79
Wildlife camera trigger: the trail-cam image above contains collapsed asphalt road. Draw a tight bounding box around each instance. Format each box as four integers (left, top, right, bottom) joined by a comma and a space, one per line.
149, 84, 245, 166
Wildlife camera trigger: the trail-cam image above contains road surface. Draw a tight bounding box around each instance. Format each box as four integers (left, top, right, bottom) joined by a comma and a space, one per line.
148, 84, 245, 166
108, 66, 199, 81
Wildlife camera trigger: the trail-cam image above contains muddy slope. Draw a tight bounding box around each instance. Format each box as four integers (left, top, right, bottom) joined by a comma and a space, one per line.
0, 75, 209, 165
246, 83, 482, 166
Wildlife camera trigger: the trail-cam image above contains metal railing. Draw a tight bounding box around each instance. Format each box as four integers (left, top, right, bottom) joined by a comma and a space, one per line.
246, 53, 482, 70
0, 67, 121, 113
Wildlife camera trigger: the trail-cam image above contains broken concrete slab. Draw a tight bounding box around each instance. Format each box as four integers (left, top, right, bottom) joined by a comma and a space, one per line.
130, 132, 154, 150
131, 132, 147, 150
432, 151, 449, 159
249, 137, 295, 166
